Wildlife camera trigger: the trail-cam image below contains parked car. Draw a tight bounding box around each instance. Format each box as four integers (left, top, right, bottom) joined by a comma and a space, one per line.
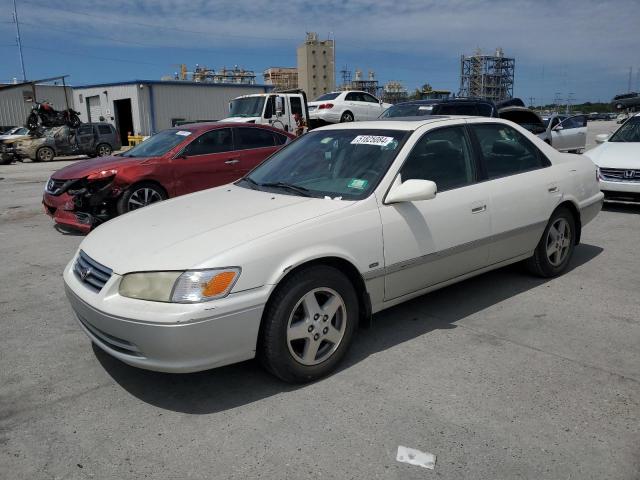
585, 113, 640, 201
542, 114, 588, 153
43, 123, 294, 233
308, 90, 392, 125
15, 123, 121, 162
0, 127, 31, 164
63, 116, 603, 382
379, 98, 498, 118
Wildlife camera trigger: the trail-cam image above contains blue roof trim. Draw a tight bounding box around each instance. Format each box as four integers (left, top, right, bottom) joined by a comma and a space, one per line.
73, 80, 273, 90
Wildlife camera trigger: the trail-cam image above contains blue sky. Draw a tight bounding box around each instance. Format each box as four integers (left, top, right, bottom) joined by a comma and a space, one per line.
1, 0, 639, 104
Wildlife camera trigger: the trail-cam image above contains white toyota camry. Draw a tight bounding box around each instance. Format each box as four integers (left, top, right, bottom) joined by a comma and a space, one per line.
64, 116, 603, 382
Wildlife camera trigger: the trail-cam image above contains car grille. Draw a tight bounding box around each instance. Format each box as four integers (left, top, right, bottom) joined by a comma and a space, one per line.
46, 178, 68, 195
73, 250, 113, 292
599, 168, 640, 182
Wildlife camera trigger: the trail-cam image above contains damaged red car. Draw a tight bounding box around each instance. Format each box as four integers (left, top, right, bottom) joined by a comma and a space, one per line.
43, 123, 294, 233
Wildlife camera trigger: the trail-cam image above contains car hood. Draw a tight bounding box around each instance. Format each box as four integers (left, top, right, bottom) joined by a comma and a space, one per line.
218, 116, 261, 123
51, 155, 152, 180
80, 185, 351, 274
584, 142, 640, 169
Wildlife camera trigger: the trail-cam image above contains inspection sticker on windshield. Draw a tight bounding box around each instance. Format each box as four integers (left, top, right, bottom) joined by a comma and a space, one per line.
348, 178, 368, 190
350, 135, 394, 146
176, 130, 192, 136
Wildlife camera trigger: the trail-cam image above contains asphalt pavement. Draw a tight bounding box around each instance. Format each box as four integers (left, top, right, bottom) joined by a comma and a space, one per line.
0, 121, 638, 479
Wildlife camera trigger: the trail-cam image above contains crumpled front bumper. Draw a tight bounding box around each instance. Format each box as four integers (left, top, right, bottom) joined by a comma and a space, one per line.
42, 191, 92, 234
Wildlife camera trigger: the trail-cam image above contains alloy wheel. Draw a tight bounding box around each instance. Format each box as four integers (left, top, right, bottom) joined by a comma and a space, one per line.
286, 287, 347, 366
127, 188, 163, 210
546, 218, 571, 266
98, 145, 111, 156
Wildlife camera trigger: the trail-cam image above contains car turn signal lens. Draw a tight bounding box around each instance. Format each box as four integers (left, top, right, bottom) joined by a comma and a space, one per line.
202, 271, 237, 297
171, 268, 241, 303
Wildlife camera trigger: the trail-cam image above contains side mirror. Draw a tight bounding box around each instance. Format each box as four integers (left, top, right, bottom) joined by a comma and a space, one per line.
385, 179, 437, 204
595, 133, 609, 144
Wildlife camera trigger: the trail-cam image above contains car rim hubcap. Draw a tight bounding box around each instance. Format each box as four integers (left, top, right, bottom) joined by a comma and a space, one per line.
41, 150, 52, 160
286, 287, 346, 366
128, 188, 162, 210
99, 146, 109, 155
546, 218, 571, 266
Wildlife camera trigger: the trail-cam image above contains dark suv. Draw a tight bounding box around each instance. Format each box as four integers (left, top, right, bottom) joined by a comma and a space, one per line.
379, 98, 499, 118
14, 123, 121, 162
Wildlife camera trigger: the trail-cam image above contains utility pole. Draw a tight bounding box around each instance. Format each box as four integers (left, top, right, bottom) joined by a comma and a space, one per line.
566, 93, 574, 115
528, 96, 535, 108
12, 0, 26, 82
628, 66, 633, 93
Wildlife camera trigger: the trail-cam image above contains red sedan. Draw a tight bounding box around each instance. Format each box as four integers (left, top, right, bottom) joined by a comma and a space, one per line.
43, 123, 294, 233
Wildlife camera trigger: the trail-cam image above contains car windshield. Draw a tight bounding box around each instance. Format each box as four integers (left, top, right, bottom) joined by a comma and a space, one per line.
239, 129, 410, 200
609, 117, 640, 142
380, 103, 434, 118
229, 97, 265, 117
313, 92, 340, 101
120, 129, 190, 157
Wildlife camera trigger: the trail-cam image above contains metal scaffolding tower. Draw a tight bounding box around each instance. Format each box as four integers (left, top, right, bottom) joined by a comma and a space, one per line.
459, 48, 514, 102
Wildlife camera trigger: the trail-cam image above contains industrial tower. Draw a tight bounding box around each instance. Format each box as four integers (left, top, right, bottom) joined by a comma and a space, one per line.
459, 48, 515, 102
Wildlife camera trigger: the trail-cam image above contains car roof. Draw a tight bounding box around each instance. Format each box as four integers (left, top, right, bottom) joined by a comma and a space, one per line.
392, 98, 494, 107
316, 116, 479, 131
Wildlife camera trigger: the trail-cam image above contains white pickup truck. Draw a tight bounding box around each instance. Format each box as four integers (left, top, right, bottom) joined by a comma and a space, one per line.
221, 91, 309, 135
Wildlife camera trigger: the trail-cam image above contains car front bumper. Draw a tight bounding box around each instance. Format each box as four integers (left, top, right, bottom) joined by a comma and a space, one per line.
43, 191, 92, 234
63, 256, 266, 373
599, 178, 640, 201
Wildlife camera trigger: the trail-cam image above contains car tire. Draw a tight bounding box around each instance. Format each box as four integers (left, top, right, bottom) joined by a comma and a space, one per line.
35, 146, 55, 162
116, 182, 167, 215
525, 206, 576, 278
259, 265, 358, 383
340, 111, 354, 123
96, 143, 112, 157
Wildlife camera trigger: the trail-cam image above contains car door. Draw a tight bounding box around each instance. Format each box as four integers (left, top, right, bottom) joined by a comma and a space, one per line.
468, 120, 560, 264
362, 93, 383, 119
233, 127, 281, 174
556, 115, 587, 151
379, 125, 492, 300
172, 127, 237, 195
75, 125, 97, 154
344, 92, 368, 120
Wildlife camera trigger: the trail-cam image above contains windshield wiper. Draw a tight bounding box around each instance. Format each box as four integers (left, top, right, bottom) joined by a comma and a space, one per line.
259, 181, 312, 197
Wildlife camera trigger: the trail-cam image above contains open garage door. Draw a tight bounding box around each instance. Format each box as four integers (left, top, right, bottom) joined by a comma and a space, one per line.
86, 95, 102, 122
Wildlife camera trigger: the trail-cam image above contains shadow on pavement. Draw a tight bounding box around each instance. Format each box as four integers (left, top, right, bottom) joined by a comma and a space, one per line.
602, 201, 640, 215
96, 243, 603, 414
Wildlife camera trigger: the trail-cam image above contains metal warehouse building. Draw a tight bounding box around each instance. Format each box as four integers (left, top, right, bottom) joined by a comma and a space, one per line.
0, 83, 74, 130
72, 80, 273, 145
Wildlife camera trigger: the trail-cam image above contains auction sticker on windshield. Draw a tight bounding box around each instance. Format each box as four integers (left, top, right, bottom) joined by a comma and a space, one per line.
176, 131, 192, 136
347, 178, 368, 190
350, 135, 395, 147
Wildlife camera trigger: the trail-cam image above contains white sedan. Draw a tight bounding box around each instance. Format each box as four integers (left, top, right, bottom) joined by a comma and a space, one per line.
585, 112, 640, 201
64, 116, 603, 382
543, 114, 588, 153
308, 90, 392, 124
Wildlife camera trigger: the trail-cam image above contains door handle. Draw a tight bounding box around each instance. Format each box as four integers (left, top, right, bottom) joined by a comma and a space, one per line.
548, 186, 559, 193
471, 205, 486, 213
224, 159, 239, 164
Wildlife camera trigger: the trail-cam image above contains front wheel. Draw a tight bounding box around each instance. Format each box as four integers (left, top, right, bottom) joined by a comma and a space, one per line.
525, 207, 576, 277
116, 182, 166, 215
259, 265, 358, 383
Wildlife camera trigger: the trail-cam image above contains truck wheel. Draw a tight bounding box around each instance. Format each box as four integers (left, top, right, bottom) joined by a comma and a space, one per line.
340, 111, 354, 122
258, 265, 358, 383
116, 182, 166, 214
96, 143, 112, 157
36, 147, 55, 162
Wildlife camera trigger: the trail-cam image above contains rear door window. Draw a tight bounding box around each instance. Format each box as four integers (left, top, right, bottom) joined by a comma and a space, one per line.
472, 123, 549, 179
235, 127, 276, 150
184, 128, 233, 156
97, 125, 112, 135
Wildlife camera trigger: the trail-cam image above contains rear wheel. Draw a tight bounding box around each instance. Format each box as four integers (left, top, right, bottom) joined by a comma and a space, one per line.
96, 143, 112, 157
36, 146, 55, 162
116, 182, 166, 215
340, 111, 354, 122
526, 207, 576, 277
259, 265, 358, 383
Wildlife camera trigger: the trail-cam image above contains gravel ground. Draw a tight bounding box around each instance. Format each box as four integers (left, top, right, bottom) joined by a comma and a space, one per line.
0, 121, 638, 479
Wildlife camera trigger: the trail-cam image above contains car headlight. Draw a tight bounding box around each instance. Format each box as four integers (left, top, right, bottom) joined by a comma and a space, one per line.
119, 268, 241, 303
